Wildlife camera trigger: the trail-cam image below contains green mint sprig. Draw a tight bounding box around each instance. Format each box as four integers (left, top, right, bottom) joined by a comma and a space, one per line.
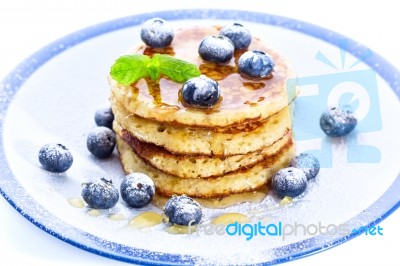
110, 53, 201, 85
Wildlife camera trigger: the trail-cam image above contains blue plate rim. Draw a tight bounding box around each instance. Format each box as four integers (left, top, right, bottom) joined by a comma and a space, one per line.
0, 8, 400, 265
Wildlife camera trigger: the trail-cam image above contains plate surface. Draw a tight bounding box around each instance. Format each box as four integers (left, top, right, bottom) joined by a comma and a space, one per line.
1, 9, 400, 265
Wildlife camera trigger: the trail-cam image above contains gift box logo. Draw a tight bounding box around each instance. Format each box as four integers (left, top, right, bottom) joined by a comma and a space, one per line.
287, 43, 382, 167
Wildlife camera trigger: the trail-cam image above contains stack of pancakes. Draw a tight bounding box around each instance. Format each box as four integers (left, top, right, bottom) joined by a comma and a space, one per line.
109, 26, 297, 199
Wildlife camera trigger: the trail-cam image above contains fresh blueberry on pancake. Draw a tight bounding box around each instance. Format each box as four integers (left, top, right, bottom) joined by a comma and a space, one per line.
181, 75, 220, 108
220, 22, 251, 50
238, 50, 275, 78
140, 17, 174, 48
198, 35, 234, 63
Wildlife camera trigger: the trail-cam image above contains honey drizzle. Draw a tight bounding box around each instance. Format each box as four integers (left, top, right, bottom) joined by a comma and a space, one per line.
128, 211, 162, 229
152, 186, 268, 209
132, 26, 288, 111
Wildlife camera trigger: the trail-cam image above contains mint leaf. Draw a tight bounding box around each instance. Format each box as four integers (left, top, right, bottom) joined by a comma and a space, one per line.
110, 55, 150, 85
154, 54, 201, 83
147, 58, 161, 81
110, 53, 200, 85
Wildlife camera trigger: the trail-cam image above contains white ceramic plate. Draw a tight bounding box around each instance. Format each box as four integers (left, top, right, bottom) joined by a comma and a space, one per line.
1, 9, 400, 265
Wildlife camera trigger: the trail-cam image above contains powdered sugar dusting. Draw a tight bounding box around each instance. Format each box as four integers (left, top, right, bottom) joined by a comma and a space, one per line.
0, 16, 399, 265
125, 172, 155, 193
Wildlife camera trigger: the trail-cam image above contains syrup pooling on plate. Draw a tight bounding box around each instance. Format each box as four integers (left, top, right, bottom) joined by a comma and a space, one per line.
166, 225, 195, 234
67, 198, 85, 208
129, 211, 163, 229
151, 187, 268, 209
211, 213, 250, 225
108, 213, 126, 221
87, 209, 101, 217
127, 26, 291, 112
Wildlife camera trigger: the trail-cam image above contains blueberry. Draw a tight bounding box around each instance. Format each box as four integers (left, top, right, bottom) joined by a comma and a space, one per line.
86, 126, 116, 159
163, 195, 202, 226
290, 153, 320, 180
220, 23, 251, 50
94, 107, 114, 129
120, 173, 155, 208
238, 50, 275, 78
81, 178, 119, 209
38, 143, 73, 173
181, 76, 220, 108
320, 106, 357, 137
198, 35, 234, 63
140, 17, 174, 48
271, 167, 307, 198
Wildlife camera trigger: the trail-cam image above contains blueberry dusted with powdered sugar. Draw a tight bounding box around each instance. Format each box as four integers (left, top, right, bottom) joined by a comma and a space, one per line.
198, 35, 234, 63
271, 167, 307, 198
320, 106, 357, 137
86, 126, 116, 158
290, 153, 320, 181
140, 17, 174, 48
238, 50, 275, 78
220, 22, 251, 50
38, 143, 73, 173
163, 195, 202, 226
120, 173, 155, 208
81, 178, 119, 209
181, 76, 220, 108
94, 106, 114, 129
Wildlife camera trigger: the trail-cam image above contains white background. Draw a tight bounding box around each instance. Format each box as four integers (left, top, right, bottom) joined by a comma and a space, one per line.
0, 0, 399, 265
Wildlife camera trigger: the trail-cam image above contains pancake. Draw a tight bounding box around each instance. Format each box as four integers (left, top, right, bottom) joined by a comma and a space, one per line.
116, 135, 295, 198
111, 95, 292, 156
110, 24, 298, 200
114, 122, 292, 179
109, 25, 298, 128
